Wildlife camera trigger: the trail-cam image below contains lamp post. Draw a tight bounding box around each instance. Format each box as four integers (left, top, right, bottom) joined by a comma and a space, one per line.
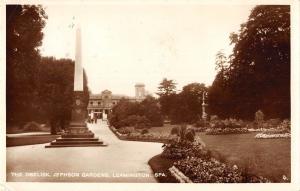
202, 91, 208, 120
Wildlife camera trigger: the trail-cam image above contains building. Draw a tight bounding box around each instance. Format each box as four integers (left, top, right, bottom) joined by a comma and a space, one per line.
87, 83, 146, 120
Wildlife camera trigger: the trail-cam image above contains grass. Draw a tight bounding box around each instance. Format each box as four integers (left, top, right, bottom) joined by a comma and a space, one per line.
147, 124, 176, 136
116, 124, 291, 182
147, 125, 290, 182
148, 154, 178, 183
197, 132, 290, 182
6, 134, 60, 147
6, 125, 50, 134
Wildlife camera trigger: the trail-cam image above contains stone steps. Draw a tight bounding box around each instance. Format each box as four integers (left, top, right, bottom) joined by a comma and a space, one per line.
56, 137, 99, 141
45, 144, 107, 148
61, 133, 95, 138
45, 129, 106, 148
51, 140, 103, 145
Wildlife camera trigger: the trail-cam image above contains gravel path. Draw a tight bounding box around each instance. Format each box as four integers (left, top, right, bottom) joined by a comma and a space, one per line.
6, 121, 162, 182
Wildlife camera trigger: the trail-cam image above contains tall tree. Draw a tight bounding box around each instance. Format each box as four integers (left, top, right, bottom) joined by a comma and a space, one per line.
209, 5, 290, 119
156, 78, 177, 118
6, 5, 47, 125
37, 57, 89, 134
157, 78, 177, 96
170, 83, 207, 123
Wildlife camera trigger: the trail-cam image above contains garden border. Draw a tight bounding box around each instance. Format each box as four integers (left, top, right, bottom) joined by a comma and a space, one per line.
108, 125, 171, 143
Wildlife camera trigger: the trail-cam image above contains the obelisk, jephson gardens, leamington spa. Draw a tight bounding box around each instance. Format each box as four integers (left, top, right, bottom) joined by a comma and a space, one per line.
46, 27, 105, 148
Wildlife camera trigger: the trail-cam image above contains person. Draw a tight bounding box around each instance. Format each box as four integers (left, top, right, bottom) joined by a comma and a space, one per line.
94, 113, 98, 124
88, 113, 91, 123
90, 112, 94, 124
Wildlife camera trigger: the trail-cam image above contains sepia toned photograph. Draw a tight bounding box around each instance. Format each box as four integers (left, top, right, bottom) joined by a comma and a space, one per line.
4, 0, 294, 187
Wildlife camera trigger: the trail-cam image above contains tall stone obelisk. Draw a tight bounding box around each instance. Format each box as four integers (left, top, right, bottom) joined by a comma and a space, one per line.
45, 27, 105, 147
68, 27, 87, 132
74, 27, 83, 92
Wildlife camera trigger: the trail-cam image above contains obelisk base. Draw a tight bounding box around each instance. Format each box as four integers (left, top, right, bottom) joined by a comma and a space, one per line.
45, 92, 106, 148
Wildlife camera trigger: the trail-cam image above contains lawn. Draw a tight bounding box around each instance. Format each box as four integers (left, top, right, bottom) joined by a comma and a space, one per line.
6, 125, 50, 134
147, 124, 176, 135
6, 134, 60, 147
197, 132, 290, 182
145, 125, 290, 182
115, 124, 290, 182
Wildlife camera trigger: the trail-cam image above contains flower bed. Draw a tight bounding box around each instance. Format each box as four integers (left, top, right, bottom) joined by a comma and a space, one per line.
174, 157, 243, 183
162, 140, 209, 159
192, 127, 207, 132
206, 127, 249, 135
162, 138, 270, 183
172, 155, 270, 183
254, 120, 290, 139
109, 125, 172, 143
255, 133, 291, 139
169, 166, 192, 183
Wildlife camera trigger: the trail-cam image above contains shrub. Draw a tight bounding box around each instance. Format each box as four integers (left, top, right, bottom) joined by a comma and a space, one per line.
206, 128, 249, 135
210, 120, 225, 129
194, 119, 207, 128
170, 126, 179, 135
109, 96, 163, 128
210, 115, 219, 121
23, 121, 42, 131
185, 130, 195, 142
117, 115, 151, 129
117, 127, 132, 135
134, 116, 151, 129
162, 139, 209, 159
255, 110, 264, 122
226, 119, 242, 128
277, 119, 290, 130
174, 157, 270, 183
267, 118, 281, 127
141, 129, 149, 135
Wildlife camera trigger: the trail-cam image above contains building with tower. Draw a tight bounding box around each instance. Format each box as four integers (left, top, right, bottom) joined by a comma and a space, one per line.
87, 83, 147, 120
135, 83, 145, 102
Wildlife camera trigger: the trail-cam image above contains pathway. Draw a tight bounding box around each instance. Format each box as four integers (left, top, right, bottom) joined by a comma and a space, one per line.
6, 121, 163, 182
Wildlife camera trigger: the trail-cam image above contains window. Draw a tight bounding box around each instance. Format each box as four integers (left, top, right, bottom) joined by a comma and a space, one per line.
98, 102, 101, 105
90, 101, 93, 105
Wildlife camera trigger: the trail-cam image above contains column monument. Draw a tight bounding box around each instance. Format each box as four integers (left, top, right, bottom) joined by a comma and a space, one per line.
46, 27, 105, 147
202, 91, 208, 120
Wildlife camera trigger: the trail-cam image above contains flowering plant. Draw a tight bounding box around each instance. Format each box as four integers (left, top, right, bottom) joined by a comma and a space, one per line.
206, 127, 249, 135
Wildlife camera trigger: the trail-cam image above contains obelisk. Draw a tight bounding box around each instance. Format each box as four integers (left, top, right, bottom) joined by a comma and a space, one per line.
45, 27, 105, 147
68, 27, 87, 133
74, 27, 83, 92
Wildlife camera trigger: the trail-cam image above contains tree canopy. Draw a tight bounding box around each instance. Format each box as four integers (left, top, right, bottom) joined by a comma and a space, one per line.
109, 96, 163, 128
6, 5, 47, 125
208, 5, 290, 119
156, 78, 177, 118
157, 78, 177, 96
170, 83, 208, 123
40, 57, 89, 133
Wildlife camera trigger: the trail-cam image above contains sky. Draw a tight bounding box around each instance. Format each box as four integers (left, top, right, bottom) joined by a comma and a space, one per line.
40, 3, 255, 96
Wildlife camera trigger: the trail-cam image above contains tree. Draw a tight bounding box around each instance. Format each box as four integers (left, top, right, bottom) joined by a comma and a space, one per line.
6, 5, 47, 125
140, 96, 163, 127
157, 78, 177, 117
208, 51, 233, 118
37, 57, 90, 134
108, 96, 163, 128
209, 5, 290, 119
215, 50, 228, 72
157, 78, 177, 96
169, 83, 207, 124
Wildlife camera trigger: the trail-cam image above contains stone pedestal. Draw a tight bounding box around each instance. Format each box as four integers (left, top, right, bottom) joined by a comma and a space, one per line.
45, 92, 106, 148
